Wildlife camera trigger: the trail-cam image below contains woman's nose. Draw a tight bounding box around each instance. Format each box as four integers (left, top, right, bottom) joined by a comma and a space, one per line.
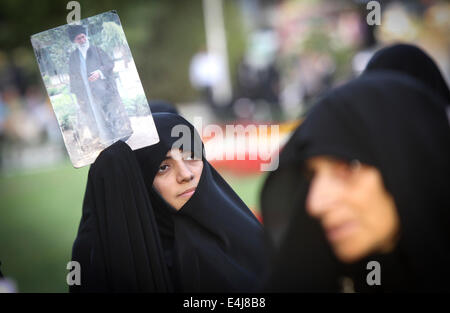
176, 161, 194, 183
306, 173, 336, 218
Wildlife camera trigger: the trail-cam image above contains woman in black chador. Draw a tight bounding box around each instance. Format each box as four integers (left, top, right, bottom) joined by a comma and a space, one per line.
261, 71, 450, 292
70, 112, 267, 292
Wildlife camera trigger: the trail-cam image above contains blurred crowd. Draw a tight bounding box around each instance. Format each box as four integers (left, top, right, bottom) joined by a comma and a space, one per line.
189, 0, 449, 121
0, 61, 63, 172
1, 0, 449, 172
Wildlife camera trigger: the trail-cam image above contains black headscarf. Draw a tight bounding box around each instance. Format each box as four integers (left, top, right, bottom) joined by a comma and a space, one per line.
148, 100, 179, 114
364, 43, 450, 104
71, 113, 267, 292
261, 71, 450, 292
134, 113, 267, 292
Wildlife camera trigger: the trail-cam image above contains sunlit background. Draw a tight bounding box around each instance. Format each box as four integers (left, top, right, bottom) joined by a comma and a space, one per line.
0, 0, 448, 292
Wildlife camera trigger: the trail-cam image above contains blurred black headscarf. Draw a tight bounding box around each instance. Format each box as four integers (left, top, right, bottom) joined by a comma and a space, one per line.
148, 100, 179, 114
71, 113, 267, 292
364, 43, 450, 105
261, 71, 450, 292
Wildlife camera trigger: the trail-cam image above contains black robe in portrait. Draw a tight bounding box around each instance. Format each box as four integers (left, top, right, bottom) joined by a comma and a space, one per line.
70, 113, 268, 292
261, 71, 450, 292
68, 45, 132, 140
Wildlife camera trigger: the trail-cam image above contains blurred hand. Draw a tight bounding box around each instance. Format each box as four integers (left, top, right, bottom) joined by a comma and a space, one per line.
88, 71, 101, 82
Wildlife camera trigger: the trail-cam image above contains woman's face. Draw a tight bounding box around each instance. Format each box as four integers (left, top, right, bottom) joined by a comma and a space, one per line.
153, 149, 204, 210
305, 156, 400, 263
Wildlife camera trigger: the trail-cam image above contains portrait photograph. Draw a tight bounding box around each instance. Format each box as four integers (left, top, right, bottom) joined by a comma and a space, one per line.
31, 11, 158, 168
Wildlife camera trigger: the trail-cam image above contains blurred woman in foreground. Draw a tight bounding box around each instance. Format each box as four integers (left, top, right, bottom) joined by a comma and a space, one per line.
261, 71, 450, 292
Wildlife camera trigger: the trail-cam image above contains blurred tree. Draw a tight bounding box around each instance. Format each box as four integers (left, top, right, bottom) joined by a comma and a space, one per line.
0, 0, 246, 104
95, 22, 127, 54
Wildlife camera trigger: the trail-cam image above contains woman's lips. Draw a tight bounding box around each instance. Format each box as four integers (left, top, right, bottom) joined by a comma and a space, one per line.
178, 187, 196, 198
325, 221, 358, 242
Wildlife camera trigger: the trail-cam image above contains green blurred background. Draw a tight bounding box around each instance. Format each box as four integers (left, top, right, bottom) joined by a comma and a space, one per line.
0, 162, 266, 292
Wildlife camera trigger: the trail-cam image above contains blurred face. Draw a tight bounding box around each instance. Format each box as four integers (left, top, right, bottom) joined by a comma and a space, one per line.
305, 156, 400, 263
153, 149, 203, 211
74, 33, 87, 46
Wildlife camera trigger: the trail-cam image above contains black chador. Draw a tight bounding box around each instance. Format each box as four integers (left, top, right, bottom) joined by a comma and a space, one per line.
70, 113, 267, 292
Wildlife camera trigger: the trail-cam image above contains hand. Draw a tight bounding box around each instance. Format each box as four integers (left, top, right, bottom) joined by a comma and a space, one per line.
88, 71, 101, 82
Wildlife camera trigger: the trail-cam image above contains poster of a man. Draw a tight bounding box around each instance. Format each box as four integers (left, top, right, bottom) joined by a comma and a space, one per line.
30, 11, 159, 168
67, 24, 132, 146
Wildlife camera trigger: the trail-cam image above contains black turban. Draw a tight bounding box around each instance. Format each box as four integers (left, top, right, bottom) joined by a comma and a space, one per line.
67, 25, 87, 42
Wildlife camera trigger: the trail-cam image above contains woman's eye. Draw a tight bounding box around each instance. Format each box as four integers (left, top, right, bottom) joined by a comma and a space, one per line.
158, 164, 169, 173
335, 162, 354, 179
